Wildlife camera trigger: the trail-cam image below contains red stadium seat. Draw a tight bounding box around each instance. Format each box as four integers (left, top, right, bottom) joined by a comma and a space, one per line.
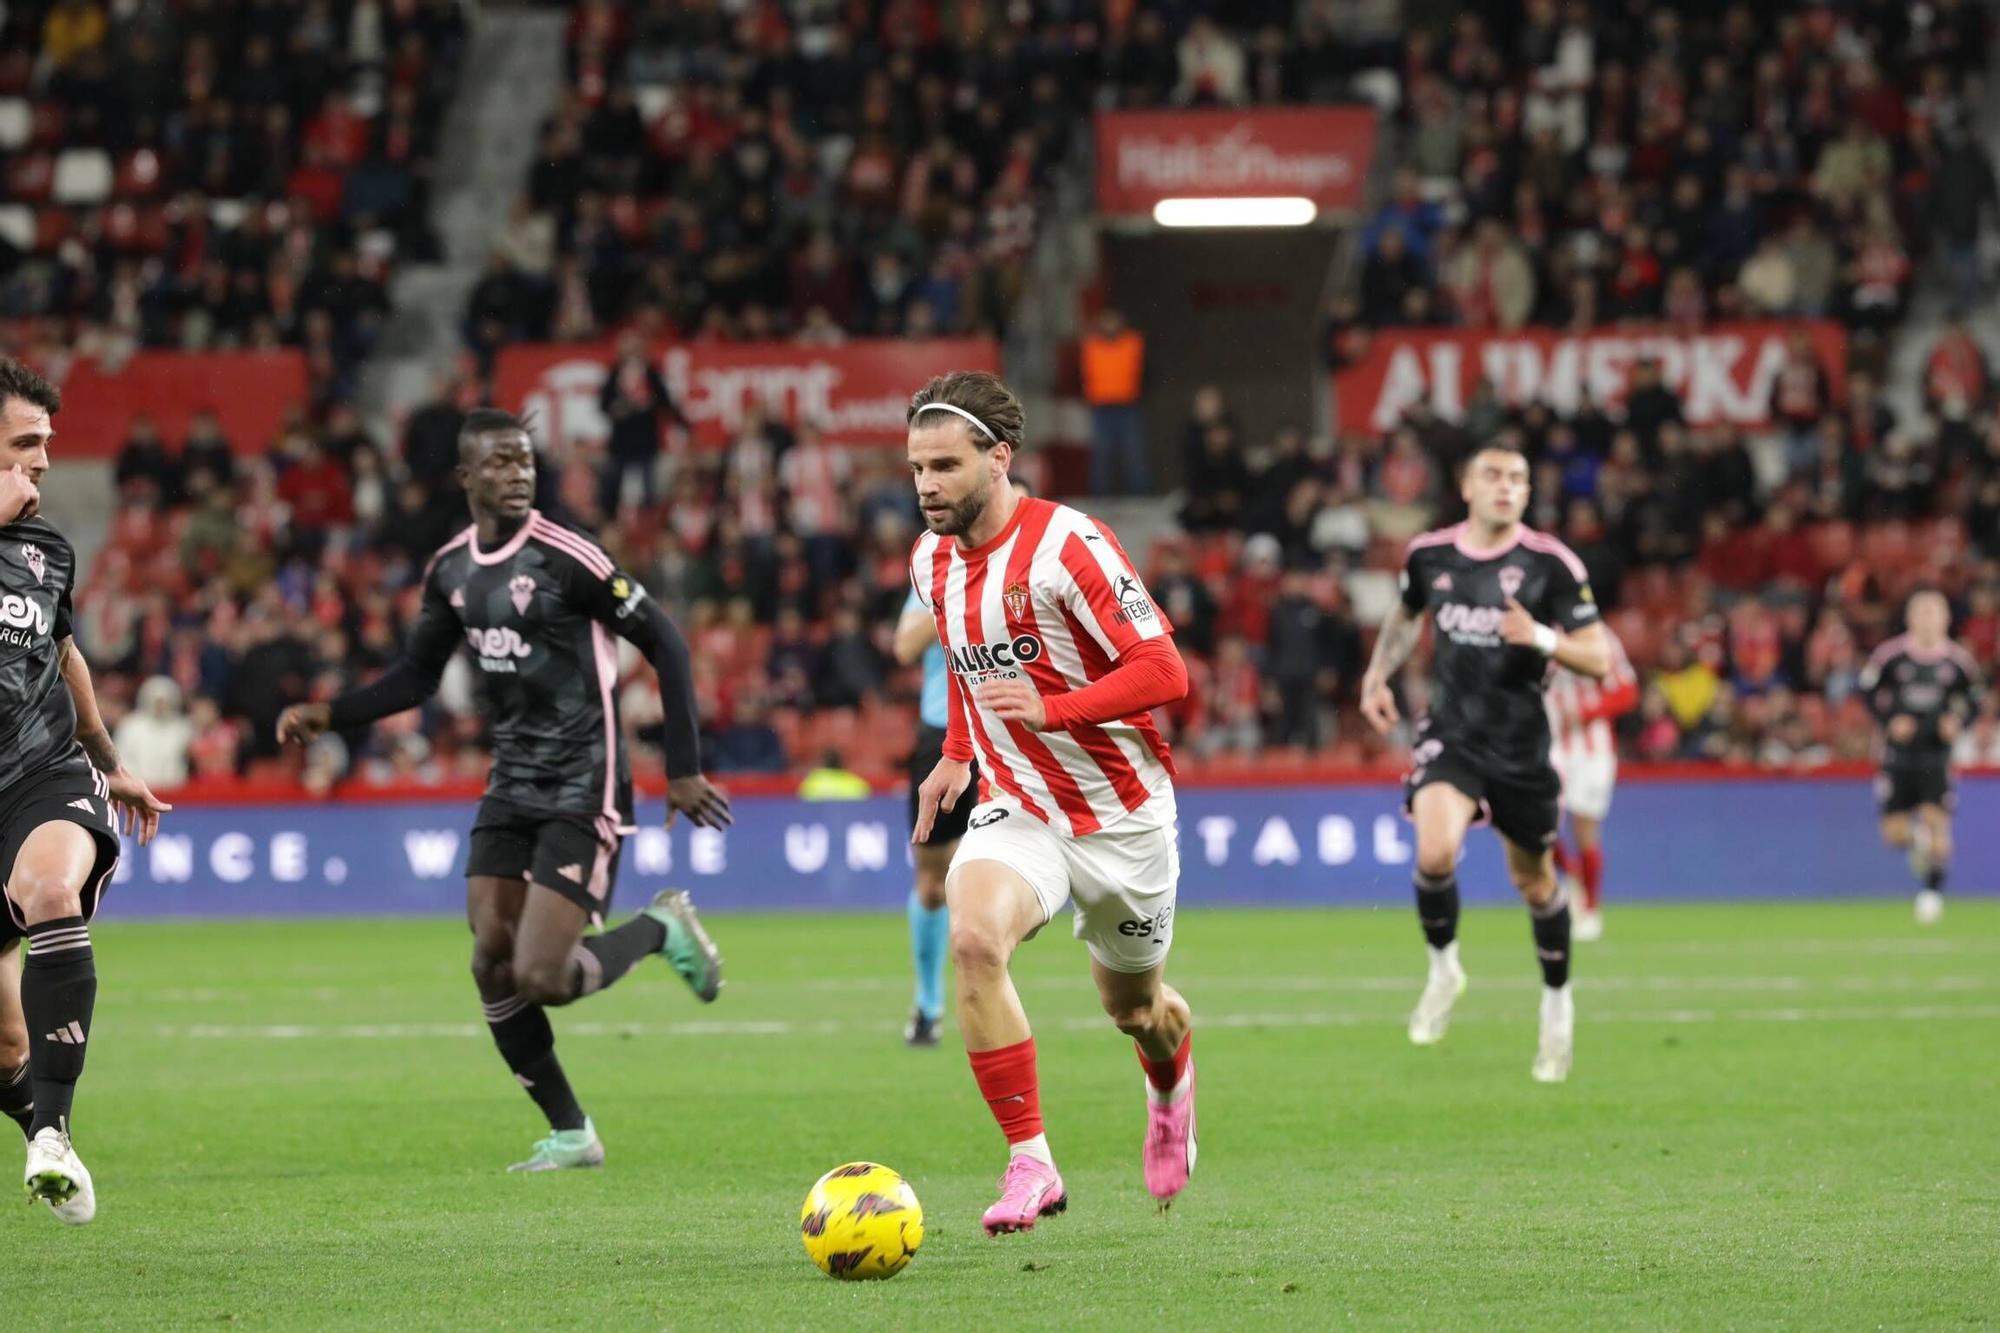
33, 207, 71, 251
6, 154, 52, 205
114, 149, 167, 199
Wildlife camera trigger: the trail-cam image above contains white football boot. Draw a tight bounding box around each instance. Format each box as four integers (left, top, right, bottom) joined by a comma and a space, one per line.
1532, 986, 1574, 1084
24, 1125, 95, 1225
1914, 889, 1944, 926
1408, 945, 1468, 1046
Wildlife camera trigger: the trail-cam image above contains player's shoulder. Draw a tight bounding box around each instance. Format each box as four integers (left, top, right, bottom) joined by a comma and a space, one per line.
909, 527, 942, 569
1862, 634, 1909, 671
1518, 526, 1590, 584
423, 525, 476, 581
1, 514, 72, 555
1944, 641, 1985, 680
1402, 521, 1462, 568
525, 510, 615, 579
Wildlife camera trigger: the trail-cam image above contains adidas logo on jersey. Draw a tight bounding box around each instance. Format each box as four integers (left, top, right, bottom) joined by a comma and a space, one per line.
67, 798, 92, 814
1433, 573, 1452, 591
556, 863, 584, 884
449, 588, 466, 609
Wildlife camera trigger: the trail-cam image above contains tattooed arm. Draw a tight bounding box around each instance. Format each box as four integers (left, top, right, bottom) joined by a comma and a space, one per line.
1359, 601, 1425, 736
59, 637, 171, 844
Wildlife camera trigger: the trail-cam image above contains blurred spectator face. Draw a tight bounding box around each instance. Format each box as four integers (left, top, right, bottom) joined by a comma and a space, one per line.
1460, 447, 1529, 529
1192, 385, 1224, 422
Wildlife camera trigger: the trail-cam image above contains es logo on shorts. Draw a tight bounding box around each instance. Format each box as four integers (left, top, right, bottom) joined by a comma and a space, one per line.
1117, 904, 1174, 940
969, 808, 1010, 829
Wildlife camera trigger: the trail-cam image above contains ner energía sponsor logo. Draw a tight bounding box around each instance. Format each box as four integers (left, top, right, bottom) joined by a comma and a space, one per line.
466, 625, 533, 671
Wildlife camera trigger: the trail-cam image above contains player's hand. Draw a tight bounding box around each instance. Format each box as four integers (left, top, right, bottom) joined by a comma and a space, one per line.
666, 774, 732, 830
1499, 596, 1542, 648
0, 466, 40, 524
1360, 673, 1399, 735
912, 758, 971, 845
276, 703, 332, 746
1939, 713, 1963, 743
104, 765, 171, 846
1888, 714, 1918, 744
979, 677, 1048, 732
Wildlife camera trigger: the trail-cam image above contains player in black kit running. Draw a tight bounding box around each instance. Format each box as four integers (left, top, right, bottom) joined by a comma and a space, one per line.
1858, 589, 1984, 926
1359, 440, 1611, 1083
0, 359, 173, 1225
279, 410, 732, 1171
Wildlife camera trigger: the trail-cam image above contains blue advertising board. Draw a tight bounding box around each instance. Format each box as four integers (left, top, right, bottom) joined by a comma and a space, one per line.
99, 776, 1995, 918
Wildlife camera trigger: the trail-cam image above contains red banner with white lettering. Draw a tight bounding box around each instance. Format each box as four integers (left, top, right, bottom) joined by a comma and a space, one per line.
1095, 107, 1376, 217
1331, 321, 1849, 435
494, 338, 1002, 449
27, 350, 309, 458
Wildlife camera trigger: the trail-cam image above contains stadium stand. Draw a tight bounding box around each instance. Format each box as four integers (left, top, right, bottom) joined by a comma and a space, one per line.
0, 0, 467, 407
41, 1, 2000, 794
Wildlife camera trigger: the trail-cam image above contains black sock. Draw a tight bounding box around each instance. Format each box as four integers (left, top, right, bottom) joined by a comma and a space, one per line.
21, 917, 95, 1136
1414, 871, 1460, 949
1531, 885, 1572, 989
572, 915, 667, 997
1926, 864, 1946, 893
0, 1062, 30, 1138
482, 995, 587, 1132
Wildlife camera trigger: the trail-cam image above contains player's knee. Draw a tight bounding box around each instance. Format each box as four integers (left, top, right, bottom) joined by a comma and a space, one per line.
0, 1024, 25, 1074
513, 956, 574, 1006
469, 947, 514, 997
1413, 846, 1457, 881
6, 867, 81, 922
1509, 863, 1556, 905
1102, 995, 1161, 1038
948, 921, 1010, 975
913, 866, 948, 911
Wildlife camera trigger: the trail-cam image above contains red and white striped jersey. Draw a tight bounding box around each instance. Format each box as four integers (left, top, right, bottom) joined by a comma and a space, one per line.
910, 497, 1177, 836
1545, 626, 1638, 763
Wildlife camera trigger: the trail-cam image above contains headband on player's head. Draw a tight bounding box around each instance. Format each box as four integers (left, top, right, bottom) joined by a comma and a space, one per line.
914, 402, 998, 443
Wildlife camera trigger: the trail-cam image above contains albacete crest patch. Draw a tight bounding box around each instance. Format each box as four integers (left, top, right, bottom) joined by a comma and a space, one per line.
509, 574, 536, 615
1497, 565, 1525, 600
20, 543, 44, 584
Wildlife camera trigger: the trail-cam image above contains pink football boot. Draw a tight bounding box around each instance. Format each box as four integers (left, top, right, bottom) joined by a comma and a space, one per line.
1143, 1060, 1197, 1205
981, 1154, 1068, 1235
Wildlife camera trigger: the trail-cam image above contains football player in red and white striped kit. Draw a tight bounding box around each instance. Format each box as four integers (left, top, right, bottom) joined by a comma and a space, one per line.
905, 371, 1197, 1235
1544, 627, 1638, 941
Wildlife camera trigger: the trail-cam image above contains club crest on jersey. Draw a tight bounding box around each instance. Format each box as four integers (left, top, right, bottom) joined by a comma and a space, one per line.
509, 574, 536, 615
19, 543, 44, 584
1498, 566, 1525, 599
449, 587, 466, 609
1002, 581, 1030, 622
1432, 572, 1452, 591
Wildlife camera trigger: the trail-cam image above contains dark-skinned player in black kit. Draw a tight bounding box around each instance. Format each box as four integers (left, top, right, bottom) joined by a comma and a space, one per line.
279, 410, 732, 1171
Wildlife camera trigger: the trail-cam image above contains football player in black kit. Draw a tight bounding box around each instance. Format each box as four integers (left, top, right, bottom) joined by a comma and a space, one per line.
1359, 441, 1611, 1083
1858, 589, 1984, 925
279, 410, 732, 1171
0, 359, 173, 1224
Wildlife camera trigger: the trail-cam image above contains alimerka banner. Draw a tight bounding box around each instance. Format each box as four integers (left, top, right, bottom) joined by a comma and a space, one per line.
30, 350, 309, 458
1095, 107, 1376, 217
495, 338, 1001, 449
1332, 320, 1849, 434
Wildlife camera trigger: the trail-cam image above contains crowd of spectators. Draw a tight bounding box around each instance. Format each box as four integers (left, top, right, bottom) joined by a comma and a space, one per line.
1328, 0, 1993, 367
0, 0, 467, 406
464, 1, 1394, 361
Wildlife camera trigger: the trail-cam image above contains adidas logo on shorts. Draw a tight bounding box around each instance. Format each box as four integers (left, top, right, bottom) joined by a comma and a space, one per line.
67, 798, 92, 814
557, 863, 584, 883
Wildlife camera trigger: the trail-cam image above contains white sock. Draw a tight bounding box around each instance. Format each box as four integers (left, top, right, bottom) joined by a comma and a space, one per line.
1542, 983, 1572, 1016
1427, 940, 1461, 974
1145, 1063, 1193, 1108
1009, 1133, 1054, 1166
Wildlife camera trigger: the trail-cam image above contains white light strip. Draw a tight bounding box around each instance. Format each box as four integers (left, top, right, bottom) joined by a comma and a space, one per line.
1151, 196, 1318, 228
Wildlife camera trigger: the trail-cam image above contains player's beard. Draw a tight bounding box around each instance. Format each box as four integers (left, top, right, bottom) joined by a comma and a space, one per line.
926, 481, 990, 538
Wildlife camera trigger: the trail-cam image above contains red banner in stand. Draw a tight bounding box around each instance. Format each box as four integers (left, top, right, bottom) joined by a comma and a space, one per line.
1095, 107, 1376, 217
1330, 321, 1849, 435
27, 350, 308, 458
494, 338, 1002, 449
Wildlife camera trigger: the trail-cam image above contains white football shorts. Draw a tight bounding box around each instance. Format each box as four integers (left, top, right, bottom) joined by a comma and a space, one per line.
949, 785, 1180, 974
1553, 749, 1617, 821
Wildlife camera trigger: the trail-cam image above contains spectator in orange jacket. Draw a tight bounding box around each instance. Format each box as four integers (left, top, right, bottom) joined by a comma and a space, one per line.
1081, 308, 1149, 495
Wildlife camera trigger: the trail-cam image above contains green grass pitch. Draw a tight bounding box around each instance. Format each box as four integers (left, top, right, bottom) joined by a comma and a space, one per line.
7, 900, 1997, 1329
